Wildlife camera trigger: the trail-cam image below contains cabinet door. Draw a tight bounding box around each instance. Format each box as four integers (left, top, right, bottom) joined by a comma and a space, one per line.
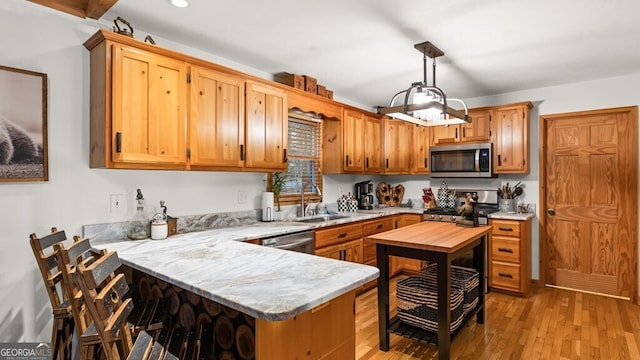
363, 115, 383, 173
189, 66, 245, 168
384, 118, 412, 174
396, 213, 422, 227
412, 125, 430, 174
461, 108, 492, 143
245, 81, 288, 171
315, 243, 342, 260
342, 109, 364, 172
112, 45, 187, 166
493, 104, 530, 173
431, 124, 460, 145
343, 238, 363, 264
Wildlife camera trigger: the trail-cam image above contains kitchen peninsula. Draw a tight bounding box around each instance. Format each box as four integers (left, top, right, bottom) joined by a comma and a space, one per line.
89, 223, 379, 359
366, 221, 490, 360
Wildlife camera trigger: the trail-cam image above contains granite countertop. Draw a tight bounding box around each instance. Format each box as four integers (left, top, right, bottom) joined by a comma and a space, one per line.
488, 212, 535, 220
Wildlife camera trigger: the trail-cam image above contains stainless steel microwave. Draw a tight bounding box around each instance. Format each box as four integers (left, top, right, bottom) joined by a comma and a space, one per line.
429, 143, 494, 178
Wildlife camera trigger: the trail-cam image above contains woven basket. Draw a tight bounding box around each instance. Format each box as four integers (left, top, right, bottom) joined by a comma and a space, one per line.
420, 264, 480, 316
396, 276, 465, 333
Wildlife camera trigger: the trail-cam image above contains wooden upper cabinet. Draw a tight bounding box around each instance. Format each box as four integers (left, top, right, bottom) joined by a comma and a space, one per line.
363, 115, 383, 173
461, 108, 492, 142
384, 118, 412, 174
412, 124, 430, 174
188, 66, 245, 169
493, 102, 532, 174
431, 124, 460, 145
288, 90, 342, 120
342, 109, 365, 172
110, 44, 187, 168
244, 81, 288, 171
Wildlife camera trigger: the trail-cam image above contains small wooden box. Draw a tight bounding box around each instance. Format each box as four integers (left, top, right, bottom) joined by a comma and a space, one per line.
326, 89, 334, 99
167, 216, 177, 237
316, 84, 326, 97
273, 72, 304, 90
303, 75, 317, 93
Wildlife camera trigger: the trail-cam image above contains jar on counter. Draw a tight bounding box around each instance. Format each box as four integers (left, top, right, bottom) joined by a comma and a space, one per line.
127, 189, 151, 240
151, 213, 168, 240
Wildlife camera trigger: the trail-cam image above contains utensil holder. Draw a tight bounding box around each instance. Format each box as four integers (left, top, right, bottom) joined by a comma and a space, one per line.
499, 199, 516, 213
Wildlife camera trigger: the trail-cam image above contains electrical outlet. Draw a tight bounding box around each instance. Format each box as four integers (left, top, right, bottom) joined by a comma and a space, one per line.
237, 191, 247, 204
110, 194, 125, 213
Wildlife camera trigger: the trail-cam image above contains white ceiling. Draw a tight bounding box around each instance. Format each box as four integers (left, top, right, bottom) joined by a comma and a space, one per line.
102, 0, 640, 110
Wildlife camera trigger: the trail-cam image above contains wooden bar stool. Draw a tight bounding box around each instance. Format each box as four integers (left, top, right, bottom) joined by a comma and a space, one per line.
29, 228, 74, 360
74, 250, 193, 360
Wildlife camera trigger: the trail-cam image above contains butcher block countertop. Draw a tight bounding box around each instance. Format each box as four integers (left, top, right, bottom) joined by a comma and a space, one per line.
366, 221, 491, 253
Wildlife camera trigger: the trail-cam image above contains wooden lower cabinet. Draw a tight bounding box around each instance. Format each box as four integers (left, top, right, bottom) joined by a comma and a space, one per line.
361, 217, 396, 292
390, 214, 424, 275
316, 238, 363, 263
488, 217, 532, 296
255, 290, 355, 359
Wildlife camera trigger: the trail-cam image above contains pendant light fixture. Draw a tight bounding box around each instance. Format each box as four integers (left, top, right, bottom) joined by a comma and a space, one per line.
378, 41, 471, 126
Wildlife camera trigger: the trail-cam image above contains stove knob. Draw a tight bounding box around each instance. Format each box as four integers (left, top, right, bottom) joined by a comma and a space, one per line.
451, 216, 456, 222
438, 215, 444, 221
430, 214, 435, 220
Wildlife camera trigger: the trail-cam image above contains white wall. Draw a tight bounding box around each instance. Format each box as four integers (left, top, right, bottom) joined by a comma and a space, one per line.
2, 0, 639, 343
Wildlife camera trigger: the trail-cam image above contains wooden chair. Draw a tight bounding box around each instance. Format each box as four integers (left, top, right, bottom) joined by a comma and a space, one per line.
74, 249, 194, 360
29, 227, 74, 360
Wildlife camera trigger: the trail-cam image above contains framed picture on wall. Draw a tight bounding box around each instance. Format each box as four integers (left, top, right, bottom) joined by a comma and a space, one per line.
0, 65, 48, 182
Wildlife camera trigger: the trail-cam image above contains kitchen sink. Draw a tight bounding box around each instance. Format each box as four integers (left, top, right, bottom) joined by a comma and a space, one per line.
295, 215, 350, 223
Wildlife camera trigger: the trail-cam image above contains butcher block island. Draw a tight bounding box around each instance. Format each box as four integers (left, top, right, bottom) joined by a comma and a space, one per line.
366, 221, 491, 360
89, 229, 379, 360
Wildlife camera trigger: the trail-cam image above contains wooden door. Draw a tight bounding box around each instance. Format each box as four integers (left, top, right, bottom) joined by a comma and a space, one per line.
494, 103, 531, 173
462, 108, 492, 143
112, 45, 186, 166
412, 125, 430, 174
245, 81, 287, 171
315, 244, 342, 260
541, 106, 637, 300
384, 118, 412, 174
189, 66, 244, 168
343, 239, 363, 264
431, 124, 460, 145
343, 109, 364, 172
363, 115, 383, 173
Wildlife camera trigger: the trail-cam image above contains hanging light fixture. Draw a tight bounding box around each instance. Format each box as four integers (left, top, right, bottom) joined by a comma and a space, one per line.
378, 41, 471, 126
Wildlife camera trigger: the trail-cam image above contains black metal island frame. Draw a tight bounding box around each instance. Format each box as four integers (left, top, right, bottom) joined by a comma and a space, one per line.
367, 221, 491, 360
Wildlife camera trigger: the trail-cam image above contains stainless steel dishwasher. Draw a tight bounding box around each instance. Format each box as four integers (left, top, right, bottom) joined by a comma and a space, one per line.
260, 230, 315, 255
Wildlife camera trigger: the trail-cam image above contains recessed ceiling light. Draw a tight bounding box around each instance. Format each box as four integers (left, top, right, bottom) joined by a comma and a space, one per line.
170, 0, 190, 8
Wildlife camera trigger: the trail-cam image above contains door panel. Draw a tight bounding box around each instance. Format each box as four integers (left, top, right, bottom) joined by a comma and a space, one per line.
543, 107, 637, 299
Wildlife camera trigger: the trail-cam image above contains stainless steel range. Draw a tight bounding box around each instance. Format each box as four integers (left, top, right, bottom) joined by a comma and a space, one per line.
423, 189, 499, 225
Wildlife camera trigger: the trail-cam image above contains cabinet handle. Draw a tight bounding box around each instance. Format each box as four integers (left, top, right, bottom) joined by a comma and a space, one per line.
498, 247, 514, 253
376, 224, 383, 230
498, 154, 502, 166
115, 132, 122, 153
498, 272, 513, 278
424, 158, 427, 168
386, 159, 389, 168
346, 155, 349, 166
337, 232, 347, 239
366, 157, 369, 168
283, 148, 287, 162
455, 128, 458, 139
498, 227, 513, 232
462, 128, 466, 138
240, 144, 245, 160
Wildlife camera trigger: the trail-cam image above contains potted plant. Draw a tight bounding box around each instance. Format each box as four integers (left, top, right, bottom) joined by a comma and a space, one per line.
271, 172, 289, 218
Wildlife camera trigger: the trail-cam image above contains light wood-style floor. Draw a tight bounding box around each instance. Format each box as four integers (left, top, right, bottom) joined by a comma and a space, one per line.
355, 277, 640, 360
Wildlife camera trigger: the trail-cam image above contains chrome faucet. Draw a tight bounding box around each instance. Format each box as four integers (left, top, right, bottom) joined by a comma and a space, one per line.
300, 182, 322, 217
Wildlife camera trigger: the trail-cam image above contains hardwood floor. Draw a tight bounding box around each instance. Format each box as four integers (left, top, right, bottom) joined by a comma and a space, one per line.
355, 277, 640, 359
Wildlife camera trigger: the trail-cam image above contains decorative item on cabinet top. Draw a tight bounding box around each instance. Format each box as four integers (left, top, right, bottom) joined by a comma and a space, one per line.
113, 17, 134, 38
273, 72, 333, 99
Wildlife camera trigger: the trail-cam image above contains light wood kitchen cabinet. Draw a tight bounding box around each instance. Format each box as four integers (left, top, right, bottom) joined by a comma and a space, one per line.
492, 102, 532, 174
411, 124, 430, 174
244, 81, 288, 171
315, 222, 363, 264
384, 118, 413, 174
88, 39, 188, 169
391, 214, 424, 274
364, 115, 384, 173
489, 218, 532, 296
342, 109, 365, 172
461, 108, 492, 143
188, 66, 245, 169
431, 124, 460, 145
